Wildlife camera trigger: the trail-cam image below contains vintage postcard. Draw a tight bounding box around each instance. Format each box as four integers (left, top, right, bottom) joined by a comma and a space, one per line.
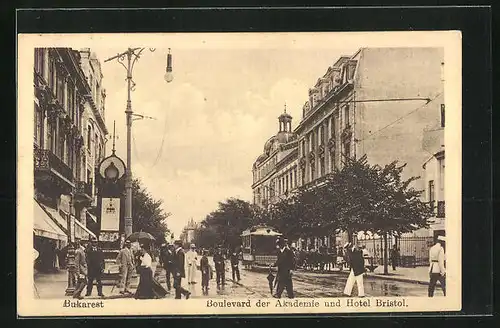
18, 31, 462, 316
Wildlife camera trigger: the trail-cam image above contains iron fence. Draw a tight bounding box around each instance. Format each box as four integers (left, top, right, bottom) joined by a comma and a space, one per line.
354, 235, 434, 267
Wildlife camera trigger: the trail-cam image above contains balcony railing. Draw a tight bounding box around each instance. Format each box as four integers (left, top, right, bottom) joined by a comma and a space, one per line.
34, 148, 74, 183
436, 201, 445, 218
76, 181, 93, 198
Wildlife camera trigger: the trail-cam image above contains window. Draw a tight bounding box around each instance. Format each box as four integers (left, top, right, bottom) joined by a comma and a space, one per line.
47, 122, 55, 153
87, 169, 92, 184
428, 180, 435, 211
34, 104, 43, 146
58, 125, 65, 159
34, 48, 45, 76
311, 131, 316, 151
344, 142, 351, 159
48, 58, 56, 91
320, 158, 325, 176
440, 104, 445, 128
438, 156, 445, 194
87, 125, 92, 150
67, 83, 75, 119
311, 163, 315, 180
331, 150, 336, 171
320, 124, 326, 146
331, 116, 336, 137
293, 169, 297, 187
301, 168, 306, 185
285, 175, 289, 193
344, 105, 350, 126
56, 73, 65, 104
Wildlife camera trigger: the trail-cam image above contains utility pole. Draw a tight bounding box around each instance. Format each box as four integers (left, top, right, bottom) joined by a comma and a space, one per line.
104, 47, 173, 237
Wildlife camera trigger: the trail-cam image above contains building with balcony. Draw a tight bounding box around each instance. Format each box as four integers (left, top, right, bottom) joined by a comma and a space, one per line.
33, 48, 108, 272
251, 47, 445, 251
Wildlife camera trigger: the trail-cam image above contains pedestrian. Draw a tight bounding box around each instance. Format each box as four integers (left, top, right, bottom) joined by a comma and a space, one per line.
213, 245, 226, 289
72, 239, 88, 300
116, 240, 135, 295
85, 237, 105, 298
186, 244, 198, 284
428, 235, 446, 297
273, 237, 295, 299
390, 244, 400, 271
135, 244, 155, 299
230, 248, 241, 282
160, 243, 175, 292
343, 242, 366, 298
172, 240, 191, 299
200, 249, 210, 294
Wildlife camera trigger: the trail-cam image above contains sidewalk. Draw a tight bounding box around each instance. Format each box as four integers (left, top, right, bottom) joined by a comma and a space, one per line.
294, 265, 430, 285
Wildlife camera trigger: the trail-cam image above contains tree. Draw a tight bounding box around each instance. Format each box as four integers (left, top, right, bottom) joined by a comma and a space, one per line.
131, 178, 171, 245
329, 155, 433, 274
195, 198, 255, 250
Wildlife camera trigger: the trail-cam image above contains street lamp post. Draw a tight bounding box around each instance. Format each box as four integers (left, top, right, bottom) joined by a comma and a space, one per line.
105, 48, 173, 237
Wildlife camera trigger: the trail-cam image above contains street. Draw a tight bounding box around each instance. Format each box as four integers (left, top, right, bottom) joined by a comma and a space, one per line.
35, 258, 439, 300
154, 258, 434, 299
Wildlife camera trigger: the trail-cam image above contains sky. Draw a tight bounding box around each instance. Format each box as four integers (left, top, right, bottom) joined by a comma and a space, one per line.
88, 35, 360, 237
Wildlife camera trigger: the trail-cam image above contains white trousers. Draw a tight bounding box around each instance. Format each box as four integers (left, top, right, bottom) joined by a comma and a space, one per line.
187, 264, 197, 282
343, 269, 365, 297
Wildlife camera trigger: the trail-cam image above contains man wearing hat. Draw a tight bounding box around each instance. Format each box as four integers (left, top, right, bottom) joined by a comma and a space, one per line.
172, 240, 191, 299
343, 242, 366, 297
85, 237, 105, 297
273, 237, 295, 298
116, 239, 135, 295
72, 238, 88, 299
213, 245, 226, 288
428, 235, 446, 297
186, 244, 198, 284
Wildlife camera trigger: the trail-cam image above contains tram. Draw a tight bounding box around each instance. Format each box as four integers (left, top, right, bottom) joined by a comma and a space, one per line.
241, 225, 282, 269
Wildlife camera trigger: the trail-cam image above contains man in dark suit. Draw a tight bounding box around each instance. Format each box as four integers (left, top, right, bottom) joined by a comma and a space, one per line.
273, 237, 295, 298
172, 240, 191, 299
213, 245, 226, 288
85, 237, 105, 297
160, 244, 175, 292
343, 242, 366, 297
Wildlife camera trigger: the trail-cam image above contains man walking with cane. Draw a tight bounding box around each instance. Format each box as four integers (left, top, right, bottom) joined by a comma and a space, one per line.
116, 240, 134, 295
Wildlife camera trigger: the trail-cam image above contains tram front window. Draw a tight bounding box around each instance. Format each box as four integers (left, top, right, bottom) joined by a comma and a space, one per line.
252, 236, 278, 255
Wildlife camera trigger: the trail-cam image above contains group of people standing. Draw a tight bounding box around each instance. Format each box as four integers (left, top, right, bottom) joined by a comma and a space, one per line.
158, 243, 242, 296
72, 237, 106, 299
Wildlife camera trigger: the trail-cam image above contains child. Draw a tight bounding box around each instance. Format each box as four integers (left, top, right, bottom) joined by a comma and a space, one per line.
267, 265, 276, 295
200, 249, 210, 294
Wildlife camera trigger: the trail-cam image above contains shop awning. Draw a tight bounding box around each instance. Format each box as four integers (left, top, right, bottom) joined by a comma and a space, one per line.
74, 218, 97, 239
43, 205, 69, 231
33, 199, 67, 242
86, 211, 97, 223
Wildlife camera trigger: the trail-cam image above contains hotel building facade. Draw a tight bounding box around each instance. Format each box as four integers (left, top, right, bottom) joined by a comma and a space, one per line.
252, 47, 445, 251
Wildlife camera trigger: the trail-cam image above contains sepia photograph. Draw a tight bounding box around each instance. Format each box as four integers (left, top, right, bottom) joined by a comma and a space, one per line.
17, 31, 462, 316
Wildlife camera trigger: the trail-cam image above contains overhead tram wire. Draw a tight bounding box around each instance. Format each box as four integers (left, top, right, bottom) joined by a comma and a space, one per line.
357, 92, 443, 142
130, 113, 169, 170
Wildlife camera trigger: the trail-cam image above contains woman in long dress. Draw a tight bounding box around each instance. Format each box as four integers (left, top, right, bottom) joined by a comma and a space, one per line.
135, 244, 155, 299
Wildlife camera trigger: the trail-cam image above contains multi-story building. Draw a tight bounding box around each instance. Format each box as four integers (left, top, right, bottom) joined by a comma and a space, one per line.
252, 47, 445, 252
422, 62, 446, 239
252, 109, 299, 208
33, 47, 108, 272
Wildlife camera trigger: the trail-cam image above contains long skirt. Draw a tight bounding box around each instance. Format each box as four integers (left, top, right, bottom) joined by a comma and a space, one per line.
135, 266, 155, 299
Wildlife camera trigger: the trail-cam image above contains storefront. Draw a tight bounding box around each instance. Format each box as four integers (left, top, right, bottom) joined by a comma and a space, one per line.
33, 199, 68, 273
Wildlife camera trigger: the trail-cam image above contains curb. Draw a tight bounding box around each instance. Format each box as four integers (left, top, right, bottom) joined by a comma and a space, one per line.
243, 266, 428, 286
